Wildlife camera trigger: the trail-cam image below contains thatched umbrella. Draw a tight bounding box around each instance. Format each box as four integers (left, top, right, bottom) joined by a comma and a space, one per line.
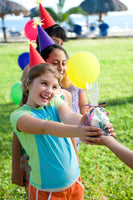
24, 7, 40, 19
0, 0, 29, 41
79, 0, 128, 22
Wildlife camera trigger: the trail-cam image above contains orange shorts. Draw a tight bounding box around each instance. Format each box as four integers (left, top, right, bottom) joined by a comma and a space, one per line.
28, 176, 84, 200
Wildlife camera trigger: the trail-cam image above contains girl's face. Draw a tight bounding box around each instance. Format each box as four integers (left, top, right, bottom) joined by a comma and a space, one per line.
26, 72, 59, 108
51, 36, 64, 47
46, 48, 67, 81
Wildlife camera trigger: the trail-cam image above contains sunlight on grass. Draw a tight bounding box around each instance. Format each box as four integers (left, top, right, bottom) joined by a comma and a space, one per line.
0, 38, 133, 199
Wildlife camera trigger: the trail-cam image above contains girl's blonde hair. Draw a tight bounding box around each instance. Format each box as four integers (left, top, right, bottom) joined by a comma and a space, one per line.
22, 63, 61, 104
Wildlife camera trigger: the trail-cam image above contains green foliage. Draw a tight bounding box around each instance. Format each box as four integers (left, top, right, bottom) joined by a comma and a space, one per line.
57, 0, 65, 10
0, 38, 133, 199
45, 0, 85, 26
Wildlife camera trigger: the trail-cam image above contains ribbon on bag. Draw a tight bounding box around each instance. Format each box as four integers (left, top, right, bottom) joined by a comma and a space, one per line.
85, 102, 107, 113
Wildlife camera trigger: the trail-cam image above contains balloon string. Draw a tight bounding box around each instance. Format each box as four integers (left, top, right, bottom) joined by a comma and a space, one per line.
81, 180, 98, 193
82, 146, 107, 199
92, 145, 106, 200
76, 86, 107, 199
78, 92, 106, 199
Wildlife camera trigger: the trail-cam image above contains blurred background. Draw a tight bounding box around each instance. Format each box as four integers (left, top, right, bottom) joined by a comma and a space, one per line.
0, 0, 133, 41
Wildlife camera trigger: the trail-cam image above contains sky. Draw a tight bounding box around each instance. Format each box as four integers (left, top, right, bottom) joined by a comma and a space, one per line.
12, 0, 133, 15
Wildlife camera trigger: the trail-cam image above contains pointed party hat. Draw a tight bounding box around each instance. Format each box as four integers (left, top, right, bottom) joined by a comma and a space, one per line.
37, 25, 55, 52
29, 44, 46, 68
39, 3, 56, 29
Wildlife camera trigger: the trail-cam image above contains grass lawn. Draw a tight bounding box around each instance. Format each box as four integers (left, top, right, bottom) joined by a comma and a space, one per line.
0, 37, 133, 200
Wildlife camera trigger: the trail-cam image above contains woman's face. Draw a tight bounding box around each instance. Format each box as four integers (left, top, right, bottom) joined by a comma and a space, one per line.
46, 48, 67, 81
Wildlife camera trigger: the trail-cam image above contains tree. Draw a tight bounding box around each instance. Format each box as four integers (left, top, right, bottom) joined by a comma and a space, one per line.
47, 0, 85, 26
27, 0, 85, 27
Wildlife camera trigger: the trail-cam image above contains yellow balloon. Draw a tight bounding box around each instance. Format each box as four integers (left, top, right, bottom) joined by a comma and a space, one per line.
67, 52, 100, 89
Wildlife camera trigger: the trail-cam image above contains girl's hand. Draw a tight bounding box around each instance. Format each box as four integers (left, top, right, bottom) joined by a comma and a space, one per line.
78, 125, 103, 144
79, 113, 115, 145
105, 112, 115, 136
78, 113, 103, 144
107, 123, 115, 137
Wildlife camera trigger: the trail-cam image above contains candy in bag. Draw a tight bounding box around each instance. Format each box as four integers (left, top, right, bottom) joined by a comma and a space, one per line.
85, 82, 110, 135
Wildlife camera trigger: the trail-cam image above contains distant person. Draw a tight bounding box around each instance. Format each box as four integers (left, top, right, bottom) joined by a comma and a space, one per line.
9, 30, 22, 36
89, 23, 96, 32
99, 21, 109, 36
73, 24, 82, 36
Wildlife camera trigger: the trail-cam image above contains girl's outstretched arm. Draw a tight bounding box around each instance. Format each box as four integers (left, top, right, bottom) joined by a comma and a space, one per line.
97, 136, 133, 169
15, 102, 102, 144
17, 113, 102, 143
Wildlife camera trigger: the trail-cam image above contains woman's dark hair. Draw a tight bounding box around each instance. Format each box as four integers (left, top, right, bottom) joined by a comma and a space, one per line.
41, 43, 69, 61
36, 24, 67, 52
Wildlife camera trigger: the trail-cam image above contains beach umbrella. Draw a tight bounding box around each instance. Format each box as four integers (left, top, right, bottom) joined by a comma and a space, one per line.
79, 0, 128, 21
0, 0, 29, 41
24, 7, 40, 19
24, 6, 55, 20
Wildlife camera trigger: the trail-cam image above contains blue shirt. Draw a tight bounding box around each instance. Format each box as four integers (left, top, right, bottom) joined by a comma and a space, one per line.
10, 96, 80, 189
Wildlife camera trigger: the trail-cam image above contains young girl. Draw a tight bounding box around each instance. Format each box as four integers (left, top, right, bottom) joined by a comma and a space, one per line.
11, 45, 74, 195
41, 44, 88, 148
10, 63, 103, 199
